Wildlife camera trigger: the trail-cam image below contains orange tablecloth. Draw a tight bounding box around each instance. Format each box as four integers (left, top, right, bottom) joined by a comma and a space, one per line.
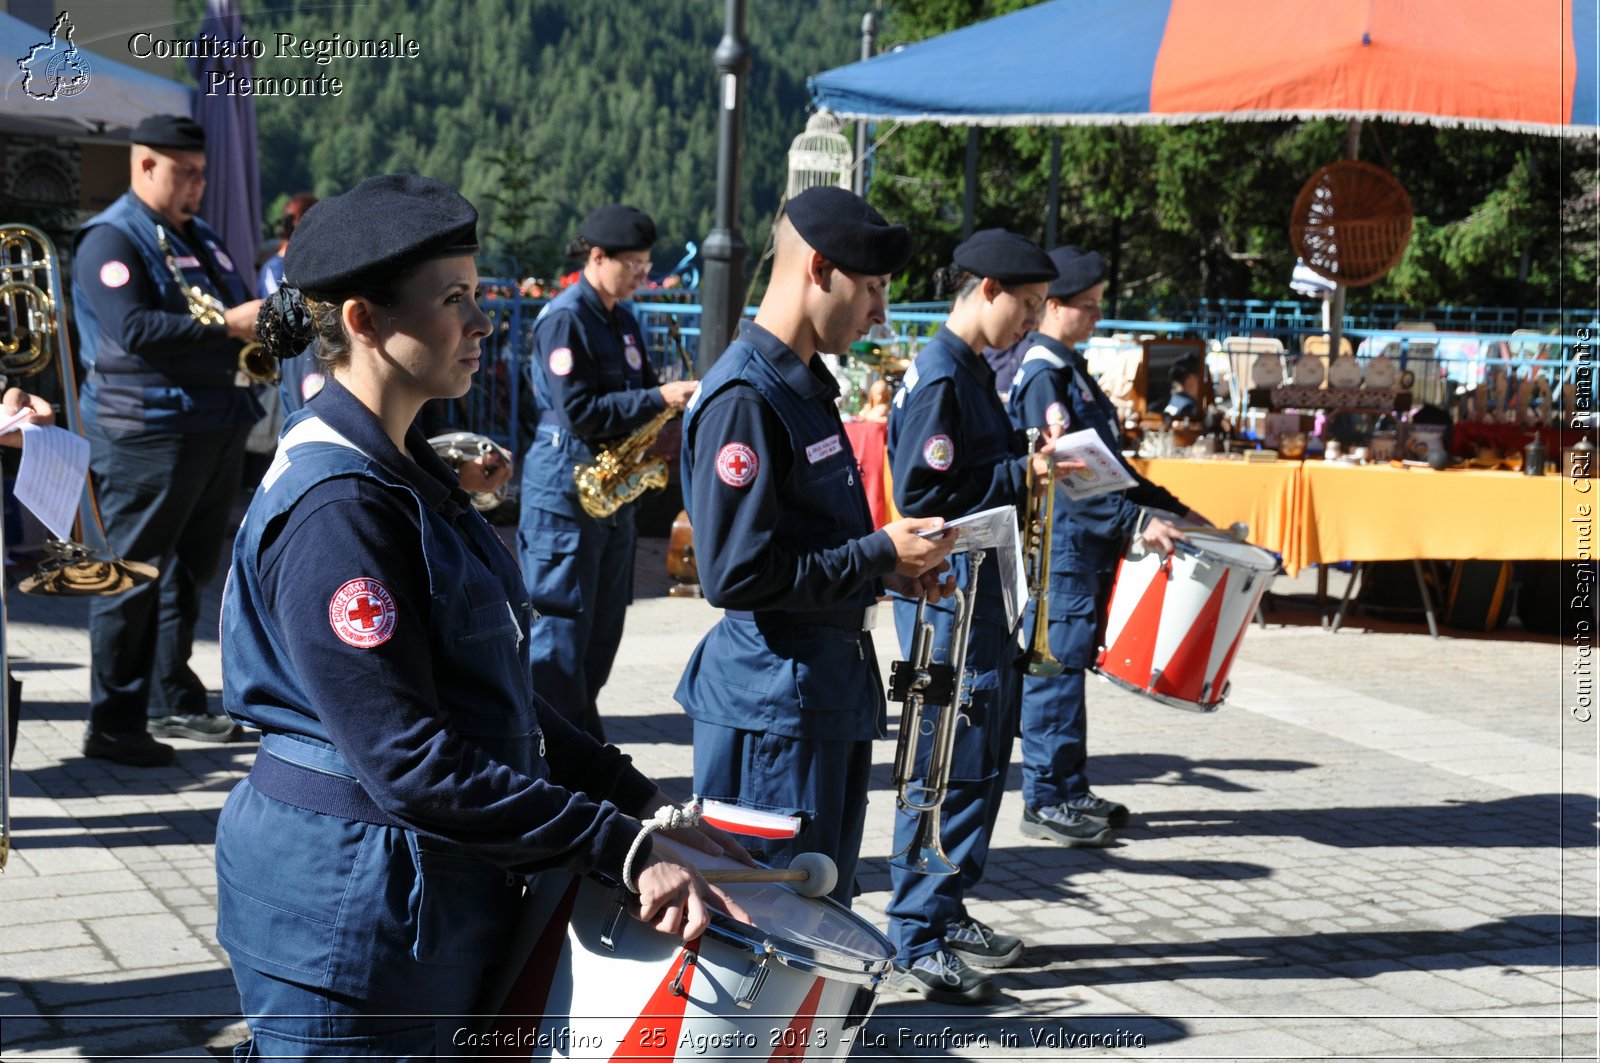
1296, 462, 1587, 567
1136, 457, 1590, 573
1133, 458, 1305, 572
843, 420, 890, 529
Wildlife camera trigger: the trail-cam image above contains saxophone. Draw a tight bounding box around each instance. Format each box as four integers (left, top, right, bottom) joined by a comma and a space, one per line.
157, 226, 276, 386
572, 317, 695, 520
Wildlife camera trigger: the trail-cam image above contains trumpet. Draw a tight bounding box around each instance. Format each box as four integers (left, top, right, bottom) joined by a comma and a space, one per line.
156, 226, 275, 386
886, 549, 985, 877
1022, 429, 1064, 677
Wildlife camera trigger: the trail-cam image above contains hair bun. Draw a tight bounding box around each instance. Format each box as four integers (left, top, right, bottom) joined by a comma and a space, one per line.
256, 286, 315, 361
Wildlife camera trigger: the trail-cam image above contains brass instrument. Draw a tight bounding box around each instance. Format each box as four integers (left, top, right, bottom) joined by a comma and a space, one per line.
1022, 429, 1064, 677
156, 226, 276, 386
886, 549, 985, 877
0, 226, 157, 596
572, 315, 696, 521
429, 431, 514, 512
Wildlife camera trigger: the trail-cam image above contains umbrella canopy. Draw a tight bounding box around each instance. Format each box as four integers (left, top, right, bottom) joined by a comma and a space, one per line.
0, 11, 191, 138
190, 0, 261, 290
810, 0, 1598, 135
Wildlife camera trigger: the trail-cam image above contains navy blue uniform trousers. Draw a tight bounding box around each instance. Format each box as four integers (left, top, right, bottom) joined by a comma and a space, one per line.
86, 422, 248, 736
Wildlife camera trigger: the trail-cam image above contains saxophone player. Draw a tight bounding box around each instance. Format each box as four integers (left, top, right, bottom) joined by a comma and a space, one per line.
518, 206, 696, 741
675, 188, 957, 906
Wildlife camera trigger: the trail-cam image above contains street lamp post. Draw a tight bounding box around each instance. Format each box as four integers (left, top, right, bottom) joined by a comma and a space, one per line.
698, 0, 750, 374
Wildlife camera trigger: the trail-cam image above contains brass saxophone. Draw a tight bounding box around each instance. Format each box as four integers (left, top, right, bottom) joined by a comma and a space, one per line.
572, 316, 695, 520
157, 226, 276, 386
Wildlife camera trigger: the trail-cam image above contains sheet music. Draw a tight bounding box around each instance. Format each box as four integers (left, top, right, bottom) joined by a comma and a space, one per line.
1050, 427, 1137, 500
15, 423, 89, 542
920, 504, 1027, 629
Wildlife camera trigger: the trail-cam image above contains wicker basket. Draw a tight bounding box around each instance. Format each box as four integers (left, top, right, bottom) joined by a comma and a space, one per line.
1289, 160, 1413, 288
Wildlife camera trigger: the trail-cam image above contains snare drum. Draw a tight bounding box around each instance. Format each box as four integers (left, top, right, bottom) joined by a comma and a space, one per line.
480, 848, 892, 1060
1095, 524, 1278, 712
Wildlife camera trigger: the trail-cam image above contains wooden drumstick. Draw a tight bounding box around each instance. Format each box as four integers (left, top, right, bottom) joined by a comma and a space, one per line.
700, 852, 839, 898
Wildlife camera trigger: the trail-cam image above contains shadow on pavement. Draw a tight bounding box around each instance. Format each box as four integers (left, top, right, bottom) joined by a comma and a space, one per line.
4, 967, 241, 1060
1016, 912, 1591, 987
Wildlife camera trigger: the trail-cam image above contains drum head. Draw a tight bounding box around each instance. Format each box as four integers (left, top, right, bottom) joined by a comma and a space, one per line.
692, 849, 893, 975
1186, 534, 1279, 573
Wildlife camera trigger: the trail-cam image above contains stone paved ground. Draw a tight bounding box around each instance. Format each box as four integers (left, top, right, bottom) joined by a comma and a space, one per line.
0, 536, 1595, 1060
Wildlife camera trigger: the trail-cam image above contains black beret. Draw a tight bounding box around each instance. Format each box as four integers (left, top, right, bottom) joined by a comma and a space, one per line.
284, 174, 478, 295
785, 187, 912, 275
1046, 246, 1107, 300
580, 204, 656, 252
132, 114, 205, 151
953, 229, 1057, 285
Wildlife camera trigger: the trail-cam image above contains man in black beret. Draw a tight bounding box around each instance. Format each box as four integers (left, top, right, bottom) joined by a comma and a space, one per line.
69, 113, 264, 765
1006, 245, 1204, 848
674, 186, 955, 905
517, 205, 695, 742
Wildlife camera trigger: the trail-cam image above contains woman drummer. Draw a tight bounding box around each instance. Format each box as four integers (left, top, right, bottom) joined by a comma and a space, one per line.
883, 229, 1082, 1006
217, 174, 747, 1058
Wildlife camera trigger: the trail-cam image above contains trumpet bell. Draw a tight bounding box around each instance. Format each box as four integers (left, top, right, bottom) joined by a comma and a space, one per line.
889, 808, 959, 877
18, 540, 159, 597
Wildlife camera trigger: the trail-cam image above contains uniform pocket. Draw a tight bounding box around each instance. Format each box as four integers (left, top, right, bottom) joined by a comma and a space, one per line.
407, 836, 520, 967
519, 513, 585, 617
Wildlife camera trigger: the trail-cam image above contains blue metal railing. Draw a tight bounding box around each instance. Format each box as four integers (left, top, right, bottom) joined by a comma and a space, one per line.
447, 286, 1597, 446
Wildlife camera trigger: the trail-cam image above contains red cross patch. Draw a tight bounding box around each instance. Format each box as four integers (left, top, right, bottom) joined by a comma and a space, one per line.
328, 578, 397, 649
549, 347, 574, 376
99, 260, 130, 288
1045, 402, 1069, 428
922, 434, 954, 471
715, 442, 759, 488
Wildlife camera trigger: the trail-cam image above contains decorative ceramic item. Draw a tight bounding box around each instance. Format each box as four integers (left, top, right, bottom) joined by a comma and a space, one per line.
1250, 354, 1283, 389
1290, 355, 1325, 388
1364, 354, 1399, 390
1327, 354, 1362, 388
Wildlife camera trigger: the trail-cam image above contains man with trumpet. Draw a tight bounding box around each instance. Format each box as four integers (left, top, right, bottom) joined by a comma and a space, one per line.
70, 114, 261, 766
675, 187, 956, 906
1006, 247, 1206, 845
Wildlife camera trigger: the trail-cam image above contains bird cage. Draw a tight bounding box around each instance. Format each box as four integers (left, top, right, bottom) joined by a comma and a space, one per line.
785, 112, 853, 199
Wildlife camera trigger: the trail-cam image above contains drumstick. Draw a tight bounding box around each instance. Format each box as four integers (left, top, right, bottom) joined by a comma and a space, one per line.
1167, 521, 1249, 541
700, 852, 838, 898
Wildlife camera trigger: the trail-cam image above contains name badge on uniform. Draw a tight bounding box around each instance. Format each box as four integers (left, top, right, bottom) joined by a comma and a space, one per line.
805, 434, 843, 464
173, 255, 200, 270
623, 335, 642, 371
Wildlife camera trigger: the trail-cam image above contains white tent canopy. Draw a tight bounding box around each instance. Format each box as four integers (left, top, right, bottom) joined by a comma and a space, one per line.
1, 11, 190, 139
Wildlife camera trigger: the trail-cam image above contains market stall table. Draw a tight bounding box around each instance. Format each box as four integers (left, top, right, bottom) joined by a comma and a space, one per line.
1132, 457, 1305, 572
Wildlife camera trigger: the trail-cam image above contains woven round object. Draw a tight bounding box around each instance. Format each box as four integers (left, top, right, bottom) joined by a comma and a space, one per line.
1289, 160, 1413, 288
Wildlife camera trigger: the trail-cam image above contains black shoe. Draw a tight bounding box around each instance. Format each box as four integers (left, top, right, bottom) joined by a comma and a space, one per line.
83, 730, 176, 767
1065, 790, 1131, 828
147, 713, 244, 743
886, 949, 997, 1005
944, 915, 1024, 969
1020, 804, 1115, 847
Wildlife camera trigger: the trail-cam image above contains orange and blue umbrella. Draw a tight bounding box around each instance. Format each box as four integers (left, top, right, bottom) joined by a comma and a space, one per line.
810, 0, 1597, 135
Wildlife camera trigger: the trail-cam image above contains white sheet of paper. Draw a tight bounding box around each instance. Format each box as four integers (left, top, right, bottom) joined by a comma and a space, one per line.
0, 408, 33, 437
15, 423, 89, 542
923, 504, 1027, 629
1049, 427, 1137, 500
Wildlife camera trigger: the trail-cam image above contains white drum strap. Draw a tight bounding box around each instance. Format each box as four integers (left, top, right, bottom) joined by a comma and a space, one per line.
622, 800, 704, 894
261, 416, 369, 493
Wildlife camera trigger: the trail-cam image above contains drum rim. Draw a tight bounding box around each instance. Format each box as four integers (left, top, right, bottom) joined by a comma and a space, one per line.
702, 890, 895, 985
1092, 666, 1223, 713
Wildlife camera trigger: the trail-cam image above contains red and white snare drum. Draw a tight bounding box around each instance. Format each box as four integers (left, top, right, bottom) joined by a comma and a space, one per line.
480, 848, 892, 1061
1095, 525, 1278, 712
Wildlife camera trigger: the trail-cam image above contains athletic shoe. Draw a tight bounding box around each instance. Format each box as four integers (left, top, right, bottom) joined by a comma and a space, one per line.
1065, 790, 1131, 828
886, 948, 997, 1005
944, 915, 1023, 968
147, 713, 244, 743
1020, 803, 1114, 847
